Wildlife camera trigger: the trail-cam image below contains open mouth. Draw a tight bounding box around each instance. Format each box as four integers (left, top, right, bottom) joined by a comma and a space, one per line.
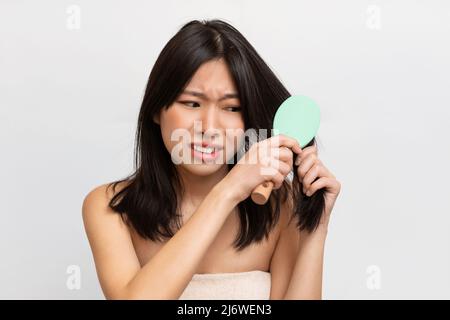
190, 143, 222, 162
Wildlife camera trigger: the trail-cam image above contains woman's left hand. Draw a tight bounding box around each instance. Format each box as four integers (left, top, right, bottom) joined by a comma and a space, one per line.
294, 144, 341, 225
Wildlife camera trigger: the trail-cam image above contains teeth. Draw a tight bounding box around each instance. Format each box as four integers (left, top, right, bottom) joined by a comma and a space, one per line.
193, 145, 214, 154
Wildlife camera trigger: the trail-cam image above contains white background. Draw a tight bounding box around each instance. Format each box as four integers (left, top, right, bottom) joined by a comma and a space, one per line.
1, 0, 449, 299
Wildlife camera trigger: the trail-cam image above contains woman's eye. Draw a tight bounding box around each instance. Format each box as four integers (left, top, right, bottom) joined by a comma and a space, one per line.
224, 106, 242, 112
180, 101, 200, 108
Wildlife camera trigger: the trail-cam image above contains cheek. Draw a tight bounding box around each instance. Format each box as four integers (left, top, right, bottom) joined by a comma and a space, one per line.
162, 106, 193, 128
221, 114, 244, 131
222, 118, 245, 159
159, 107, 194, 150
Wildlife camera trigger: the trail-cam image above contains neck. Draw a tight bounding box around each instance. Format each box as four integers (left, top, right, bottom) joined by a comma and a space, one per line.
176, 165, 229, 205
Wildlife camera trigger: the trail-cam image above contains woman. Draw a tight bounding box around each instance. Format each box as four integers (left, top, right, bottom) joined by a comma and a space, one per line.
82, 19, 341, 300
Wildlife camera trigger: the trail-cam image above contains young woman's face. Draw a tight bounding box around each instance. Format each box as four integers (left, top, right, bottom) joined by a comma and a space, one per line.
156, 58, 245, 176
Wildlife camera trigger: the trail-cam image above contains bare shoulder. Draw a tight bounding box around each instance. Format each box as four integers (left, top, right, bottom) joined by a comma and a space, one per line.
81, 180, 140, 299
81, 180, 133, 248
82, 184, 108, 215
82, 181, 130, 220
81, 180, 134, 244
82, 180, 129, 204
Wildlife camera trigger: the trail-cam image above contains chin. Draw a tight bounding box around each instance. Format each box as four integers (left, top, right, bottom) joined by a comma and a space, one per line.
179, 162, 225, 176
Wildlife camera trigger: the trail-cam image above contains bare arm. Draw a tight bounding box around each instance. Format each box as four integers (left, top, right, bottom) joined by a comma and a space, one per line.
269, 191, 328, 300
283, 222, 328, 300
279, 138, 340, 299
82, 180, 239, 299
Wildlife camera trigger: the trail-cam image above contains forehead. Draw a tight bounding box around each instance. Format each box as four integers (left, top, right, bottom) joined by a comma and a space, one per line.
184, 58, 237, 95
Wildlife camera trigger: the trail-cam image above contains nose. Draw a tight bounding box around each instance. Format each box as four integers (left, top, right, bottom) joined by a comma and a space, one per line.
199, 104, 221, 138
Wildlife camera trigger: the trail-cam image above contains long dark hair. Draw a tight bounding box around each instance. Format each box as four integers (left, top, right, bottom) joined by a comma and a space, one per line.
107, 19, 326, 251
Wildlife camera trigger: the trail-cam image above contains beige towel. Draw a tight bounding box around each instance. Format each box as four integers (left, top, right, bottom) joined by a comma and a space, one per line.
179, 270, 271, 300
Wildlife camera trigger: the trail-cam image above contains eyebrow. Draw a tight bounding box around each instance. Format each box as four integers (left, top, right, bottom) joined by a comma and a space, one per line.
181, 90, 240, 101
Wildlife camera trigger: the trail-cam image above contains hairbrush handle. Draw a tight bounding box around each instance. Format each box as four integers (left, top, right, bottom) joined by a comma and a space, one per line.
251, 181, 274, 205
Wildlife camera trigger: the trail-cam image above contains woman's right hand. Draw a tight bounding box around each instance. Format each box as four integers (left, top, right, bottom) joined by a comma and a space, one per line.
220, 134, 303, 203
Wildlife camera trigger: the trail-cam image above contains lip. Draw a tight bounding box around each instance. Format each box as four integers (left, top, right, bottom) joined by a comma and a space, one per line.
190, 142, 223, 150
190, 143, 222, 162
